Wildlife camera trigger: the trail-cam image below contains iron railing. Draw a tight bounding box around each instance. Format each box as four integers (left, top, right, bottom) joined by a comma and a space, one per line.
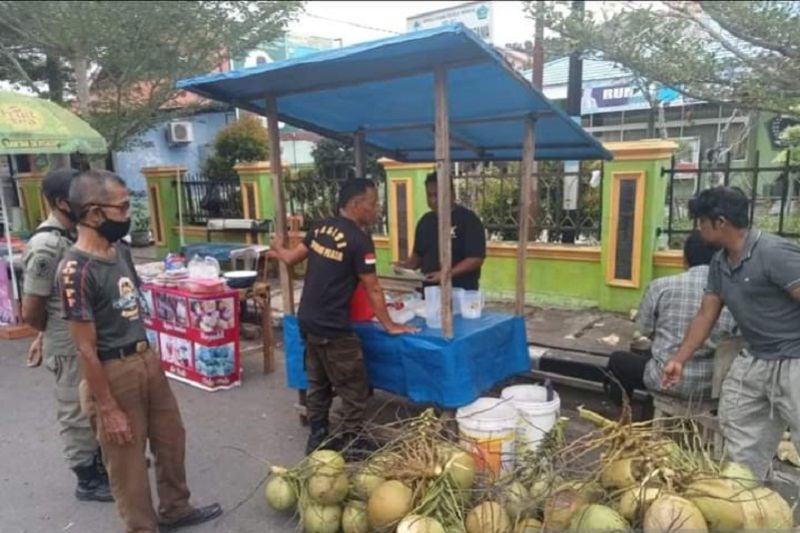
283, 175, 388, 234
454, 162, 603, 243
172, 173, 243, 225
662, 151, 800, 247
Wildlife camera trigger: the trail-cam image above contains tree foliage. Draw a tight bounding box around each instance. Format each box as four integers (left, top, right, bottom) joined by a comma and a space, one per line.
0, 1, 302, 151
203, 115, 270, 181
311, 138, 385, 181
524, 1, 800, 115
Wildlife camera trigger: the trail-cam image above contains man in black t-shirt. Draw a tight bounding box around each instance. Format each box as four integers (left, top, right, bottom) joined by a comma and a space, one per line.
269, 179, 416, 454
59, 170, 221, 533
395, 172, 486, 290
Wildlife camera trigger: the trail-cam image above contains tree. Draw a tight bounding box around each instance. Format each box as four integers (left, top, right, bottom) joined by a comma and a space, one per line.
203, 115, 269, 181
524, 1, 800, 115
311, 138, 386, 181
0, 1, 302, 151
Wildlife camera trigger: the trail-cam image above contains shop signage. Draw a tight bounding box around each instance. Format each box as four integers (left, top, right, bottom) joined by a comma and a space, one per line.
407, 1, 493, 42
767, 116, 800, 149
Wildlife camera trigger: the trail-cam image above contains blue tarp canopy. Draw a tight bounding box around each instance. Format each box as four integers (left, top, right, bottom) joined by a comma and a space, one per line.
177, 24, 611, 162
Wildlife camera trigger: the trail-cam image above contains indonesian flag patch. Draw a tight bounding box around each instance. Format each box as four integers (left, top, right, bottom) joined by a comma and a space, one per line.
364, 253, 376, 266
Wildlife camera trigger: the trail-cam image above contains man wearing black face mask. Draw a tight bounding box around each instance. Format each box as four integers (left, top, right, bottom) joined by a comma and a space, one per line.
58, 171, 221, 533
22, 168, 113, 502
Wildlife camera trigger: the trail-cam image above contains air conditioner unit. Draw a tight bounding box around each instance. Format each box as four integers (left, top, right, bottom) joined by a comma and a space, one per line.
167, 121, 193, 144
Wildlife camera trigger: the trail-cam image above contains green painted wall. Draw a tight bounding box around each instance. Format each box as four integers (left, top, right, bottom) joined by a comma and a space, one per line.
17, 175, 44, 232
653, 264, 683, 279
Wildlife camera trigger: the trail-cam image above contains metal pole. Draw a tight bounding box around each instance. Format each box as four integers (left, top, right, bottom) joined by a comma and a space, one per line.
266, 94, 295, 315
434, 66, 453, 338
175, 167, 186, 248
516, 117, 536, 315
562, 0, 584, 244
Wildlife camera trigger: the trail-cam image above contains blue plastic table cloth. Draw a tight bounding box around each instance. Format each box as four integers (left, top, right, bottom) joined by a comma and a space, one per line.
283, 312, 530, 409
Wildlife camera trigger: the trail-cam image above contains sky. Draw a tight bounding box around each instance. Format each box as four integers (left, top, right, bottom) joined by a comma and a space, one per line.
286, 1, 621, 48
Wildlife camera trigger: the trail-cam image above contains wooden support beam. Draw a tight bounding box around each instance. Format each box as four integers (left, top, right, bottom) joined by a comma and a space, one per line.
516, 117, 537, 315
362, 111, 554, 134
354, 129, 366, 178
266, 95, 295, 315
434, 66, 453, 338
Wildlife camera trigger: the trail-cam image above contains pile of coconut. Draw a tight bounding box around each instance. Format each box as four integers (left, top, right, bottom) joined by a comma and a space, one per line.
265, 408, 797, 532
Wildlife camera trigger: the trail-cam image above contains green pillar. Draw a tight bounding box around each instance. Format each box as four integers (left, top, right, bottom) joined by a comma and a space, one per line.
17, 171, 46, 232
234, 162, 275, 246
598, 141, 678, 313
141, 165, 186, 256
380, 159, 434, 262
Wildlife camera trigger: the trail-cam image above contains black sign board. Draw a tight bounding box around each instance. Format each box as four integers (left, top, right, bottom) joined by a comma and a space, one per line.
614, 179, 638, 281
767, 116, 800, 149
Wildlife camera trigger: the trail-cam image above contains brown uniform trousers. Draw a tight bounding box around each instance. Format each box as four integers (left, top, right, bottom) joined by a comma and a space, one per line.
80, 349, 193, 533
304, 333, 369, 431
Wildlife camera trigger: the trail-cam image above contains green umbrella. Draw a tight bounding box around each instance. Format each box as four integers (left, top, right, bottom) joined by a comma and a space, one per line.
0, 91, 107, 155
0, 91, 107, 325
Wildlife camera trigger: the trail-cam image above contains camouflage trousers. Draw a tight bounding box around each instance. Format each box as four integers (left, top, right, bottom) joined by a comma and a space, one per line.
44, 353, 98, 469
303, 332, 369, 432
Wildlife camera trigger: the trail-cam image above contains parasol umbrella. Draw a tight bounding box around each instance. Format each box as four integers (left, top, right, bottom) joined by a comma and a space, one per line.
0, 91, 107, 325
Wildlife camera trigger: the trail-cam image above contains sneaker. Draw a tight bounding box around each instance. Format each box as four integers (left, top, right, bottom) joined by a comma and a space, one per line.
305, 422, 330, 455
159, 503, 223, 532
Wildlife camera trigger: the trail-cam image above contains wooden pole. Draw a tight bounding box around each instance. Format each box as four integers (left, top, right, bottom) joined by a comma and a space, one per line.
265, 95, 295, 315
516, 117, 537, 315
434, 66, 453, 337
353, 129, 366, 178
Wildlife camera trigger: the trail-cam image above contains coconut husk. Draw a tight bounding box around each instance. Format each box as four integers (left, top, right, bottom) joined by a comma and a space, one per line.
643, 494, 708, 533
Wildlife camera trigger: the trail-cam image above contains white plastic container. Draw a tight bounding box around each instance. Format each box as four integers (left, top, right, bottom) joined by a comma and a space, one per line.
424, 286, 441, 329
461, 290, 484, 319
456, 397, 517, 476
501, 385, 561, 460
452, 288, 465, 316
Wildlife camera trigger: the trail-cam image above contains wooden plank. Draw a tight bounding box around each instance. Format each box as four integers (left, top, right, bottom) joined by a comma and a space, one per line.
516, 117, 536, 315
265, 95, 295, 315
354, 129, 366, 178
434, 66, 453, 338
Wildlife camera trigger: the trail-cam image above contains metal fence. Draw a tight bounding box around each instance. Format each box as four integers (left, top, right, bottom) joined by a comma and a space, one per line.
453, 162, 603, 243
662, 151, 800, 246
173, 173, 243, 225
284, 175, 388, 234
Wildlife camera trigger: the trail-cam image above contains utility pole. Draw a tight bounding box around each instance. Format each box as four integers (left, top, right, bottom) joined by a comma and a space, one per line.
532, 0, 545, 90
562, 0, 584, 244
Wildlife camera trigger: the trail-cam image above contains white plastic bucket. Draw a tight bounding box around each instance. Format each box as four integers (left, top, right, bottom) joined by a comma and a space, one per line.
424, 286, 441, 329
456, 397, 517, 476
452, 288, 465, 316
501, 385, 561, 460
461, 290, 484, 319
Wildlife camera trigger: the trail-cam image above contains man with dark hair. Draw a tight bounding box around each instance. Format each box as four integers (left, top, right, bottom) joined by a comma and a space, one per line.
58, 170, 221, 532
663, 186, 800, 480
22, 168, 113, 502
606, 231, 736, 410
270, 178, 416, 454
395, 171, 486, 289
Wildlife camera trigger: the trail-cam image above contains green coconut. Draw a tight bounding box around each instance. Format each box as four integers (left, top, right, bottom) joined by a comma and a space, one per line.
643, 494, 708, 533
465, 501, 512, 533
616, 486, 663, 522
529, 475, 563, 503
308, 473, 349, 505
601, 458, 643, 489
443, 450, 476, 490
503, 481, 531, 518
342, 501, 370, 533
303, 503, 343, 533
309, 449, 346, 477
688, 479, 793, 531
558, 480, 604, 503
397, 514, 447, 533
264, 474, 297, 512
367, 480, 413, 530
719, 462, 759, 489
569, 504, 630, 532
543, 488, 587, 531
352, 467, 385, 500
514, 517, 543, 533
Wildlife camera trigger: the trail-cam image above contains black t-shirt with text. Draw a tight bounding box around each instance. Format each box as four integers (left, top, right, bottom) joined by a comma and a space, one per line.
298, 216, 377, 338
413, 205, 486, 290
58, 244, 148, 353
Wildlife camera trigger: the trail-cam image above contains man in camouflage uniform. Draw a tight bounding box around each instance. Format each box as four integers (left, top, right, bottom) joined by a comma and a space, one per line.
22, 168, 112, 502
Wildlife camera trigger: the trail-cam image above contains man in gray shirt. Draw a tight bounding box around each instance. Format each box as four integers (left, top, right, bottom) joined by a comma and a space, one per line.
662, 186, 800, 479
22, 168, 112, 502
